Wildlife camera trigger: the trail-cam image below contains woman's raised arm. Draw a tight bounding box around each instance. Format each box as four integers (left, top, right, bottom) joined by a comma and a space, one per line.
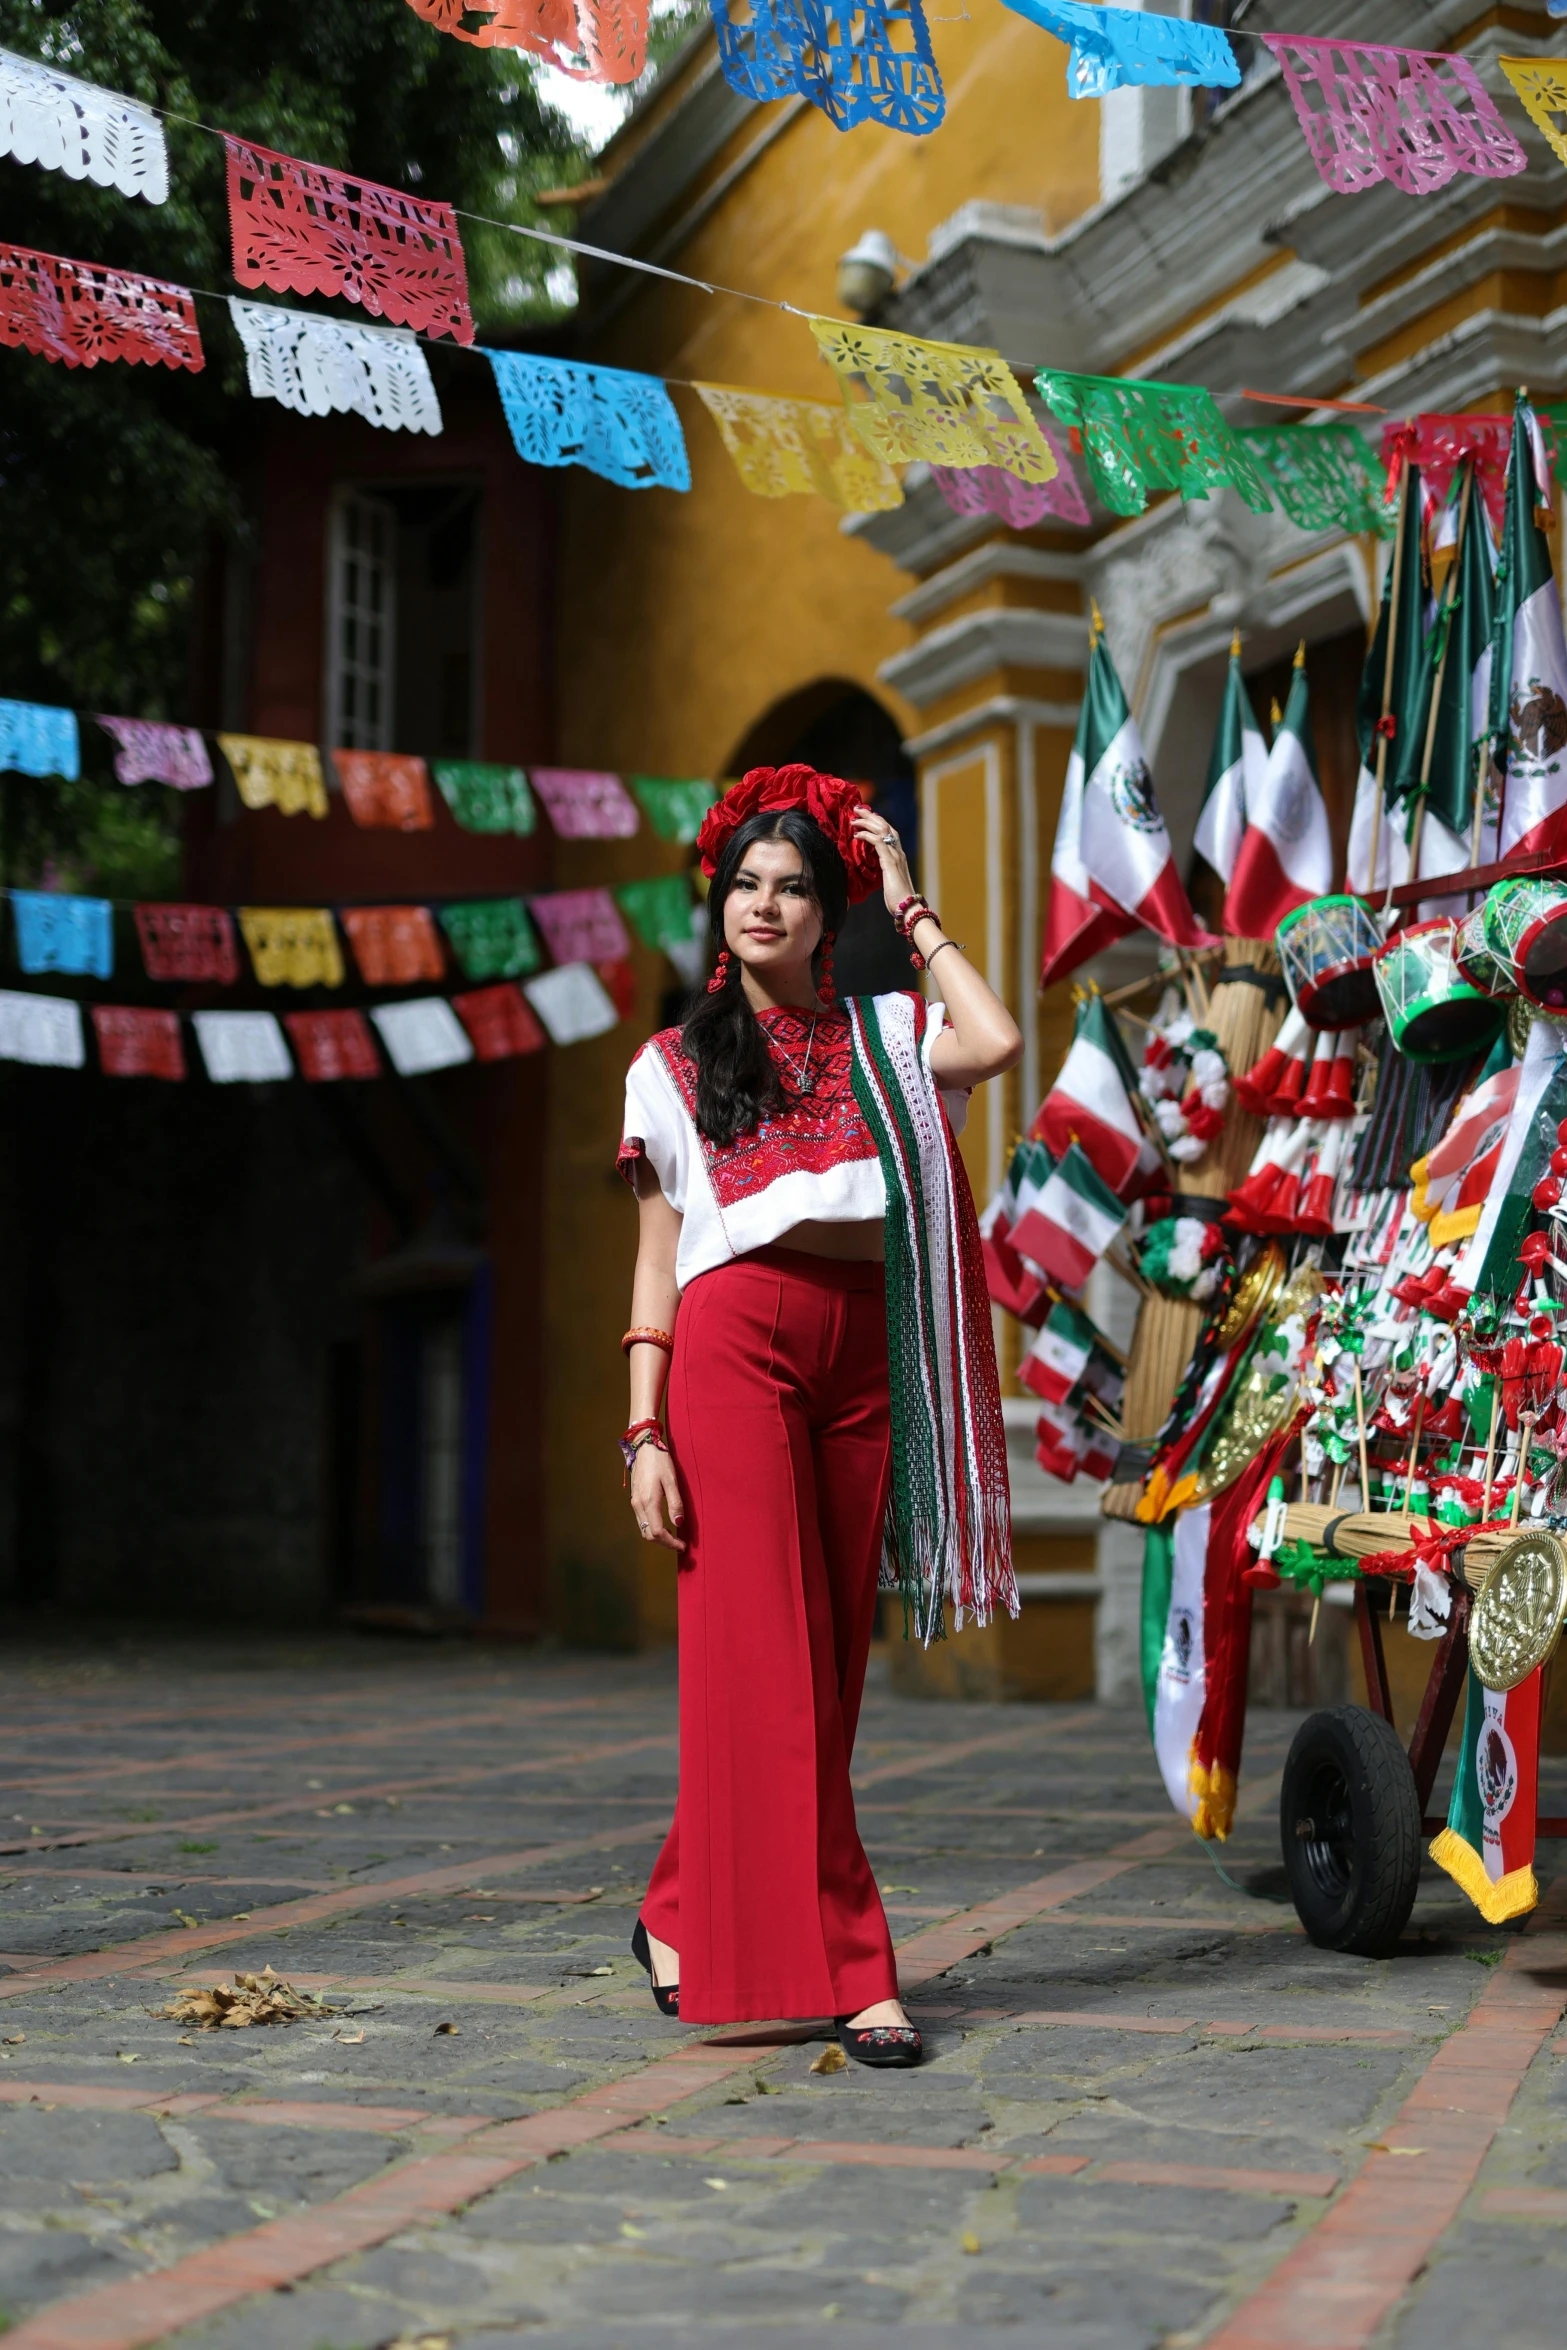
848, 805, 1023, 1088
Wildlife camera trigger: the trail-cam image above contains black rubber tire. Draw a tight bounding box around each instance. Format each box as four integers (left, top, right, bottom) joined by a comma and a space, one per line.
1279, 1705, 1422, 1958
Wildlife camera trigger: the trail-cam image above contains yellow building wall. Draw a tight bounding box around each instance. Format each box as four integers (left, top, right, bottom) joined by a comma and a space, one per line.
545, 24, 1102, 1642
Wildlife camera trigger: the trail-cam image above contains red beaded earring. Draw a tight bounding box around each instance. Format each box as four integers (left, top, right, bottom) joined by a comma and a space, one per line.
817, 932, 836, 1005
706, 946, 733, 995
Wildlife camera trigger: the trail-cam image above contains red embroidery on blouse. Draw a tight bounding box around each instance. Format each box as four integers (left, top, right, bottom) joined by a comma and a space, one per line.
642, 1007, 876, 1209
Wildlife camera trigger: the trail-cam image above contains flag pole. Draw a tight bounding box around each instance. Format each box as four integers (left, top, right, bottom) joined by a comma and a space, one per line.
1366, 469, 1409, 900
1406, 461, 1475, 891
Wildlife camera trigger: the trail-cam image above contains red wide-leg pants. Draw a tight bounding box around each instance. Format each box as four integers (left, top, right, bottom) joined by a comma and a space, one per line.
640, 1245, 898, 2024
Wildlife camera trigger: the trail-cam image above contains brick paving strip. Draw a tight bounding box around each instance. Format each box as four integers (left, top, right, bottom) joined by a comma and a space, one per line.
0, 1696, 613, 1799
0, 1711, 1090, 1861
599, 2130, 1341, 2198
1201, 1930, 1567, 2350
0, 1731, 679, 1858
0, 1821, 670, 2001
0, 2076, 1345, 2200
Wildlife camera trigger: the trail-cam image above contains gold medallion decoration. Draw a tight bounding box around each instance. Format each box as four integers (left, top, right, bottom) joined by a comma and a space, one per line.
1469, 1529, 1567, 1692
1193, 1359, 1294, 1500
1211, 1241, 1285, 1350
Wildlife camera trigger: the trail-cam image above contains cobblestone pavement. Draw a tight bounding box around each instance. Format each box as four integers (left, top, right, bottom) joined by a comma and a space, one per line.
0, 1633, 1563, 2350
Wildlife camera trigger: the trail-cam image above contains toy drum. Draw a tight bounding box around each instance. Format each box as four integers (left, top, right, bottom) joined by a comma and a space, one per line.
1453, 902, 1512, 998
1482, 874, 1567, 1009
1277, 893, 1382, 1029
1372, 919, 1504, 1063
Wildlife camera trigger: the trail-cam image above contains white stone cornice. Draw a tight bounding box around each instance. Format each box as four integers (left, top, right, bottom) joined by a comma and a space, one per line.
1351, 303, 1567, 415
878, 607, 1092, 711
903, 695, 1080, 760
890, 541, 1087, 627
1333, 216, 1567, 365
1130, 256, 1332, 386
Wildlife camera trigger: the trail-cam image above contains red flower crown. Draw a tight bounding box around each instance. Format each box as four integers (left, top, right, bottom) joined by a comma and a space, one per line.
695, 763, 882, 905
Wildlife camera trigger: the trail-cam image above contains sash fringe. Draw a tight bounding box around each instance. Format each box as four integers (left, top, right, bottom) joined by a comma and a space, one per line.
848, 992, 1017, 1644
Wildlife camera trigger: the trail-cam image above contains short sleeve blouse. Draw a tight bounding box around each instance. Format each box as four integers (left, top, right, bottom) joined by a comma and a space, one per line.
619, 995, 965, 1289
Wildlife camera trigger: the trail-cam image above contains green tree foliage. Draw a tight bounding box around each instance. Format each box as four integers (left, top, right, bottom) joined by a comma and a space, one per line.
0, 0, 581, 889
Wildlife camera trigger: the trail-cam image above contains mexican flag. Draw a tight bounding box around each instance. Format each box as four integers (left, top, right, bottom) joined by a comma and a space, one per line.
980, 1141, 1053, 1323
1010, 1142, 1126, 1290
1141, 1445, 1272, 1841
1225, 648, 1334, 938
1035, 1398, 1117, 1485
1019, 1295, 1105, 1405
1032, 991, 1149, 1193
1410, 1051, 1518, 1247
1430, 1664, 1542, 1924
1450, 1015, 1567, 1303
1400, 466, 1497, 888
1347, 461, 1429, 896
1193, 635, 1267, 885
1488, 393, 1567, 862
1041, 620, 1215, 988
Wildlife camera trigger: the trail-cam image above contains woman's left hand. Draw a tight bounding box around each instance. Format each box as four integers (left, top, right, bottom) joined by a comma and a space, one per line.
850, 803, 918, 920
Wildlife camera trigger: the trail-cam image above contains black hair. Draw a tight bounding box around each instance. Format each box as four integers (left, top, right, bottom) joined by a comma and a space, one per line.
679, 808, 850, 1146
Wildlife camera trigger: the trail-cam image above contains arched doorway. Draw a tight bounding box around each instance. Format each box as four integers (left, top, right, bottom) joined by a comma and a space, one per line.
725, 680, 919, 997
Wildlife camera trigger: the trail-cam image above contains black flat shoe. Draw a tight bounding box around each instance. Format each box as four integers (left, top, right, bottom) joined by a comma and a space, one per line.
835, 2015, 922, 2068
630, 1917, 680, 2017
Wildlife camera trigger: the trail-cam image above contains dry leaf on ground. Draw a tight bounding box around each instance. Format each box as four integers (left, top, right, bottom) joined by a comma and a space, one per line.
809, 2044, 847, 2075
154, 1966, 329, 2031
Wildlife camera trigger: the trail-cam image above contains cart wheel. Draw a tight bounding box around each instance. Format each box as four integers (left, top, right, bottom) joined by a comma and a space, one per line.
1280, 1706, 1422, 1958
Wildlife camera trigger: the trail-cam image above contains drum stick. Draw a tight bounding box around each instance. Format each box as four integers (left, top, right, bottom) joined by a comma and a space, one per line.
1407, 464, 1475, 888
1353, 1360, 1371, 1509
1401, 1393, 1425, 1523
1481, 1389, 1500, 1520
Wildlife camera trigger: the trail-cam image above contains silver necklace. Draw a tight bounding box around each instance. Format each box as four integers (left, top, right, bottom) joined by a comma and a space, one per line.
780, 1009, 818, 1099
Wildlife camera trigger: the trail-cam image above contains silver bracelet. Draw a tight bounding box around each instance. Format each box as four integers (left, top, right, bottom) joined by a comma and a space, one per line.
926, 937, 965, 969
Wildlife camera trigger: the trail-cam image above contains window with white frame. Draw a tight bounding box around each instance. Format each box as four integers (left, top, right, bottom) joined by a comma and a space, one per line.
326, 490, 396, 749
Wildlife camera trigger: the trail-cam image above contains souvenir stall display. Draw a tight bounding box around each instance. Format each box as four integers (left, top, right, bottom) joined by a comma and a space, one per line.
995, 394, 1567, 1959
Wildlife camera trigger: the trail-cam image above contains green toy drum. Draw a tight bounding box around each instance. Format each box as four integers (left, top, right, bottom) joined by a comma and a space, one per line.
1277, 893, 1382, 1029
1372, 919, 1504, 1062
1453, 902, 1512, 998
1482, 874, 1567, 1010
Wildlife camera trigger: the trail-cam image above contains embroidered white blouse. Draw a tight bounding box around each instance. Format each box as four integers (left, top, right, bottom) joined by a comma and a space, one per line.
619, 995, 966, 1289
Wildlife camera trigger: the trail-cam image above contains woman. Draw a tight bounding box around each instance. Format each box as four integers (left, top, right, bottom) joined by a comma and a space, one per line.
618, 763, 1021, 2065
